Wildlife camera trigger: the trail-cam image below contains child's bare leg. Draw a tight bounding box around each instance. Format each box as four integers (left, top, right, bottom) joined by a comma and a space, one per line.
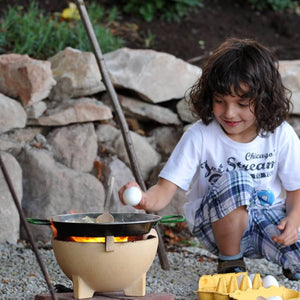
212, 205, 248, 256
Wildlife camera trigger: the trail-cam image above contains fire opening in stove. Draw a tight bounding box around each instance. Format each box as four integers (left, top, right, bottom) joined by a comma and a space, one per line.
69, 236, 128, 243
55, 235, 144, 243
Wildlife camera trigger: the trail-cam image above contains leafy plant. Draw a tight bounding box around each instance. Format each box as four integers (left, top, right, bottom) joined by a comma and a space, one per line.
105, 6, 122, 25
163, 0, 204, 22
121, 0, 203, 22
144, 30, 156, 48
247, 0, 299, 11
0, 1, 124, 59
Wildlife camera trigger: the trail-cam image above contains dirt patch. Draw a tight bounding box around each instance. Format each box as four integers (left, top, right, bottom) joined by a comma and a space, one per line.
1, 0, 300, 67
118, 0, 300, 68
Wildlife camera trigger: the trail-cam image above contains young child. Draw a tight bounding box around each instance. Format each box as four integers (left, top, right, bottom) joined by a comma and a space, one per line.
118, 38, 300, 280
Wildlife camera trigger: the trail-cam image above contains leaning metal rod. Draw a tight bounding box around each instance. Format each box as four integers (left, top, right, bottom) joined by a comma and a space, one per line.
75, 0, 170, 270
0, 155, 58, 300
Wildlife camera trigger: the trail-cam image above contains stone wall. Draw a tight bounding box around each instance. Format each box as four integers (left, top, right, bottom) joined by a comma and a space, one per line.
0, 47, 299, 243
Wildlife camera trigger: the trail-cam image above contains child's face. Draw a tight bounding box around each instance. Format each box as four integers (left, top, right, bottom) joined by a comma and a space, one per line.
212, 85, 257, 143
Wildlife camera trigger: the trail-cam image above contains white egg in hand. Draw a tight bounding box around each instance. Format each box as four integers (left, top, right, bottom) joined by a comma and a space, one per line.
267, 297, 283, 300
123, 186, 142, 206
262, 275, 279, 288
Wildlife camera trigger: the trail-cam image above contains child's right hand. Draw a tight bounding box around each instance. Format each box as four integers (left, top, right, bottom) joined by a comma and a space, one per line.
119, 178, 177, 212
118, 182, 146, 210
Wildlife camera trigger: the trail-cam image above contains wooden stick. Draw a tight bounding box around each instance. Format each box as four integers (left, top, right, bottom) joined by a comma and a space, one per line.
75, 0, 170, 270
0, 155, 58, 300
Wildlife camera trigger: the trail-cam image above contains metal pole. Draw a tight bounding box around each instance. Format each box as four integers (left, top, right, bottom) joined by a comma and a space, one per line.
0, 155, 58, 300
75, 0, 170, 270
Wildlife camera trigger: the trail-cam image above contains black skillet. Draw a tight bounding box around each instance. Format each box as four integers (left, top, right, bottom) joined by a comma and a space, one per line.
27, 212, 185, 237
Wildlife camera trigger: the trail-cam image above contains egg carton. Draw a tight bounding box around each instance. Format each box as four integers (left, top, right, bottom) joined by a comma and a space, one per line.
197, 272, 300, 300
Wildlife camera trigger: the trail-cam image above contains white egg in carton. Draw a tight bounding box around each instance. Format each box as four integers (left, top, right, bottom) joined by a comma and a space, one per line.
197, 272, 300, 300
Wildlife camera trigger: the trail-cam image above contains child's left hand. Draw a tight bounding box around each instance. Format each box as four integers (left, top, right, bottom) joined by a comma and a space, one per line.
272, 216, 299, 246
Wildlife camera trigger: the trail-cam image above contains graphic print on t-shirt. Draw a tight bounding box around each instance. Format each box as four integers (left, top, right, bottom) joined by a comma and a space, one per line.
200, 149, 276, 184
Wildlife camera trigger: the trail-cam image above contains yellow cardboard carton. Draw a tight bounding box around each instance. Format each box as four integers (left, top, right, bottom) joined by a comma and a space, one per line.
197, 273, 300, 300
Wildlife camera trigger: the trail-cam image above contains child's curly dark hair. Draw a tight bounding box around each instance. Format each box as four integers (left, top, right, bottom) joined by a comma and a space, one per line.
188, 38, 292, 136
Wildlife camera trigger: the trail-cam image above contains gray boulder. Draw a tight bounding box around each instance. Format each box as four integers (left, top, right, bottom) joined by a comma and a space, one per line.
113, 130, 161, 181
18, 146, 105, 242
0, 93, 27, 134
30, 98, 113, 126
100, 156, 142, 213
104, 48, 201, 103
47, 123, 97, 172
0, 151, 23, 243
119, 95, 182, 125
0, 54, 56, 106
48, 47, 106, 100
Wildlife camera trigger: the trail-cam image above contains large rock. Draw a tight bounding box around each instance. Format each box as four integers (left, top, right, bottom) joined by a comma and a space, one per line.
18, 146, 105, 241
25, 101, 47, 119
280, 60, 300, 92
47, 123, 98, 172
279, 60, 300, 114
48, 47, 106, 100
104, 48, 201, 103
119, 94, 182, 125
1, 127, 45, 144
113, 130, 161, 181
96, 123, 120, 155
148, 126, 182, 158
290, 91, 300, 115
176, 98, 198, 123
0, 127, 46, 156
0, 137, 22, 156
289, 116, 300, 137
96, 123, 161, 181
0, 151, 23, 243
30, 98, 113, 126
0, 54, 56, 106
0, 93, 27, 134
100, 156, 142, 213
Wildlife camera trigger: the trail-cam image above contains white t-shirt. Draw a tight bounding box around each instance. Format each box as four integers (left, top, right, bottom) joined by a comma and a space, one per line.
159, 119, 300, 229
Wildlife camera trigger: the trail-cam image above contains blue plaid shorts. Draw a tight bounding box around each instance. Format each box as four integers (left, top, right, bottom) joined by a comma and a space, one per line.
192, 170, 300, 273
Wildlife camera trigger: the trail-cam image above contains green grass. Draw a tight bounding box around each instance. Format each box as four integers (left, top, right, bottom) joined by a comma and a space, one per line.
122, 0, 204, 22
0, 2, 125, 59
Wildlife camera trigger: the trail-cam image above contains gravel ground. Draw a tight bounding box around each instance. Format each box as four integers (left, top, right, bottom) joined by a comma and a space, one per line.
1, 239, 300, 300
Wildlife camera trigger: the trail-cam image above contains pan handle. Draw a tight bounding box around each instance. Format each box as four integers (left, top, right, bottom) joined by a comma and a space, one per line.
27, 218, 51, 226
159, 215, 186, 223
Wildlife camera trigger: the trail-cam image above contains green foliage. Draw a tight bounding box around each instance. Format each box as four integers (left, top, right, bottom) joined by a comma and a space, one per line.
247, 0, 299, 11
0, 2, 124, 59
105, 6, 122, 25
122, 0, 204, 22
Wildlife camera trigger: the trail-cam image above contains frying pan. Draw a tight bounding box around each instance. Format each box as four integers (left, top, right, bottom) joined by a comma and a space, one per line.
27, 212, 185, 237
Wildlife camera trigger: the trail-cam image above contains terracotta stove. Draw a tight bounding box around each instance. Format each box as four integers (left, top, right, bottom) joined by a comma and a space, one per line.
51, 229, 159, 299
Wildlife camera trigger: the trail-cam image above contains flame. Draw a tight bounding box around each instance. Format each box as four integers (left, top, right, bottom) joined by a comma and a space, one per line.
61, 235, 144, 243
68, 236, 130, 243
69, 209, 81, 214
50, 220, 57, 237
